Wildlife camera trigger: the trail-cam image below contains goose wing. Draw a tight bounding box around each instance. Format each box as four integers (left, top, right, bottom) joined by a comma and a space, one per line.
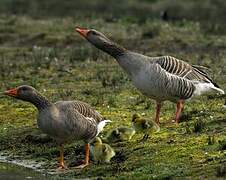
147, 62, 196, 101
55, 101, 98, 141
70, 100, 103, 122
152, 56, 218, 86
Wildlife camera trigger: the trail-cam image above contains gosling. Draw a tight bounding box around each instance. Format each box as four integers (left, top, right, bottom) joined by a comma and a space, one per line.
132, 113, 160, 141
91, 137, 115, 163
103, 126, 135, 143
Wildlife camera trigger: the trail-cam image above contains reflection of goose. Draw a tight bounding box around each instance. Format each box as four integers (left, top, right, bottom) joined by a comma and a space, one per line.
5, 85, 111, 169
76, 27, 224, 124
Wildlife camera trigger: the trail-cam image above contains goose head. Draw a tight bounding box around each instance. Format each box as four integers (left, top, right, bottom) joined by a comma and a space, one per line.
75, 27, 126, 58
5, 85, 38, 101
75, 27, 112, 49
5, 85, 51, 110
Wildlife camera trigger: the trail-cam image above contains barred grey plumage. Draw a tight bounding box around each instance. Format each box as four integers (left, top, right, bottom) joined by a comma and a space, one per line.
144, 60, 196, 102
52, 101, 101, 142
153, 56, 215, 84
70, 100, 103, 123
76, 27, 224, 124
32, 99, 106, 143
5, 85, 110, 168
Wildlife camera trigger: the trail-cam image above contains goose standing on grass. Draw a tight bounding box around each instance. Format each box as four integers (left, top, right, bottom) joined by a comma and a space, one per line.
4, 85, 111, 169
75, 27, 224, 125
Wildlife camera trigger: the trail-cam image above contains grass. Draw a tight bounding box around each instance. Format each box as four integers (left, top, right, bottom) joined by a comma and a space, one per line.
0, 4, 226, 179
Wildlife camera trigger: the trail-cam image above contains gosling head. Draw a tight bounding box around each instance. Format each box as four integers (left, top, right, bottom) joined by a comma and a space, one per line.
132, 113, 141, 122
111, 129, 120, 137
92, 137, 103, 145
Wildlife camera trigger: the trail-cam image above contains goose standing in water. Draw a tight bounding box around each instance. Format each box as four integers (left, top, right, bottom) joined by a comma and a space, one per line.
4, 85, 111, 169
75, 27, 224, 124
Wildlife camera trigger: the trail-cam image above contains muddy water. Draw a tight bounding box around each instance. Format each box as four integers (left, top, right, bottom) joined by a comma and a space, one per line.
0, 162, 46, 180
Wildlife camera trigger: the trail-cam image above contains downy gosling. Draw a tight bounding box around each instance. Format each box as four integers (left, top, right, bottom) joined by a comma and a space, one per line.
91, 137, 115, 163
132, 113, 160, 141
103, 126, 135, 143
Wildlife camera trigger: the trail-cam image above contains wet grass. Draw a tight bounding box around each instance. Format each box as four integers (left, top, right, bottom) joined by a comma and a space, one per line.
0, 13, 226, 179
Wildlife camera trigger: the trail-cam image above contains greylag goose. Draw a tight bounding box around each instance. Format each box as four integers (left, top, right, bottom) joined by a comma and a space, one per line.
132, 113, 160, 141
4, 85, 111, 169
75, 27, 224, 124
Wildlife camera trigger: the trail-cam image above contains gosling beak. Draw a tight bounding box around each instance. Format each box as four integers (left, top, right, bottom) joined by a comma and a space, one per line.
75, 27, 90, 38
4, 88, 18, 97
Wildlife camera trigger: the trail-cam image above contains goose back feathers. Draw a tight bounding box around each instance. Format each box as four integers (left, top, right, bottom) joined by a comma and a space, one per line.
118, 52, 224, 102
38, 101, 101, 143
152, 55, 217, 84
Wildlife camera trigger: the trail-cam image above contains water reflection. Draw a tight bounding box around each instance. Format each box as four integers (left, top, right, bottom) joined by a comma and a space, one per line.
0, 162, 45, 180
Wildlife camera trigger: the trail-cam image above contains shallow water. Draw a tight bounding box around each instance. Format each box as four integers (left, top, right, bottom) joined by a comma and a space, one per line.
0, 162, 45, 180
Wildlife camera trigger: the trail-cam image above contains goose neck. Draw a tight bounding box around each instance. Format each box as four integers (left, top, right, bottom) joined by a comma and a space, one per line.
96, 41, 126, 58
30, 93, 52, 111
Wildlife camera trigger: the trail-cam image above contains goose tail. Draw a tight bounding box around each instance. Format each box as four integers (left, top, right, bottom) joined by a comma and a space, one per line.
96, 119, 112, 135
210, 86, 225, 94
194, 82, 224, 96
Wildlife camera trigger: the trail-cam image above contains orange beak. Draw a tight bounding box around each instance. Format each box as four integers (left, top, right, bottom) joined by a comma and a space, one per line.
75, 27, 90, 38
4, 88, 18, 97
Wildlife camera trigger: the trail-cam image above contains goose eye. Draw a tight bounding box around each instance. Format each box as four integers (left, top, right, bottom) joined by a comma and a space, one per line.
21, 87, 29, 91
91, 31, 98, 35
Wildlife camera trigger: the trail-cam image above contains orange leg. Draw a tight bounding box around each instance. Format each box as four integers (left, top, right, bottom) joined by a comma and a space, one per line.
58, 144, 66, 169
75, 143, 90, 169
155, 101, 162, 125
84, 143, 90, 165
175, 100, 184, 124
